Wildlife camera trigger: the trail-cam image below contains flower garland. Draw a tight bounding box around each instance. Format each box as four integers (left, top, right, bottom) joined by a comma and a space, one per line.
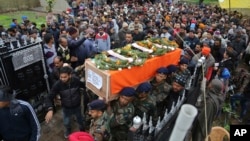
135, 38, 177, 56
94, 53, 130, 70
94, 38, 178, 70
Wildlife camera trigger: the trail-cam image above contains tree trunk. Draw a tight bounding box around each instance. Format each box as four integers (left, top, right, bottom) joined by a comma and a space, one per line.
199, 0, 204, 5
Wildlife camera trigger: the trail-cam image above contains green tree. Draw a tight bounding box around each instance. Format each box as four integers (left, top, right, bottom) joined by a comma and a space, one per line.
46, 0, 55, 12
199, 0, 204, 4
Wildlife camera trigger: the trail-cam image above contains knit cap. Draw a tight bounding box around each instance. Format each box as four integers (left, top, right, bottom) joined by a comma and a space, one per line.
174, 75, 187, 87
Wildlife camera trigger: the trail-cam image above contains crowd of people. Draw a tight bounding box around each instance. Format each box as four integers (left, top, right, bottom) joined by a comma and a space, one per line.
1, 0, 250, 141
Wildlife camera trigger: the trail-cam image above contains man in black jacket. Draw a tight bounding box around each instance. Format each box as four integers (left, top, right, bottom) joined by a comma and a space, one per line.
120, 31, 134, 47
45, 66, 85, 138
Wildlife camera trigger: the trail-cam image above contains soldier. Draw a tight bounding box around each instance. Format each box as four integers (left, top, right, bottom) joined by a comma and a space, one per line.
133, 82, 157, 125
107, 87, 135, 141
88, 99, 110, 141
150, 67, 171, 118
176, 58, 191, 81
166, 64, 178, 85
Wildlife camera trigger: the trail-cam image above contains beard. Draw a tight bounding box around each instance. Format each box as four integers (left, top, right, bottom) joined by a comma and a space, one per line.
99, 31, 104, 35
213, 45, 221, 50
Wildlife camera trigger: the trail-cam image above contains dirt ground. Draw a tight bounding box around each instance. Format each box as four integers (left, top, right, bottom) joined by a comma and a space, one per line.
213, 61, 250, 131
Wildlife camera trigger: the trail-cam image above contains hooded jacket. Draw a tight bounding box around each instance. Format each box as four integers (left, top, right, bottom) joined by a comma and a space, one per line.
192, 79, 224, 141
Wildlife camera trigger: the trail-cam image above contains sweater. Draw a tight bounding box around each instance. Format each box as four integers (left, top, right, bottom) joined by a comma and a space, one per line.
43, 44, 57, 73
83, 38, 96, 58
95, 33, 110, 53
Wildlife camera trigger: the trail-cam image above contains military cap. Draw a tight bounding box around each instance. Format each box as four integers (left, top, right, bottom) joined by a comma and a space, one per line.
166, 64, 178, 74
179, 58, 189, 65
88, 99, 106, 111
156, 67, 169, 75
136, 82, 152, 93
120, 87, 136, 97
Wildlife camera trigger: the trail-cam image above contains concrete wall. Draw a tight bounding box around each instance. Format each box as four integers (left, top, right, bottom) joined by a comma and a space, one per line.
0, 0, 40, 12
40, 0, 70, 13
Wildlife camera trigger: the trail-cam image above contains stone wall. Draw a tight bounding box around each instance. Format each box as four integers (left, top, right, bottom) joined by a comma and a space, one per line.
0, 0, 40, 12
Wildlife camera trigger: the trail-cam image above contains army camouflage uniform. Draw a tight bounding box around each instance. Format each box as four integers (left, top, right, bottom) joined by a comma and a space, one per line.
89, 112, 110, 141
133, 95, 158, 125
150, 78, 171, 118
233, 69, 250, 94
109, 100, 135, 141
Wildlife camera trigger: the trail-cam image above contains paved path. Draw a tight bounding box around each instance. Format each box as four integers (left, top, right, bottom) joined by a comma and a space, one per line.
39, 107, 80, 141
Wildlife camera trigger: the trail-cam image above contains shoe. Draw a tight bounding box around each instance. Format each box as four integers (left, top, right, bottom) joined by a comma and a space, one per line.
64, 133, 69, 139
238, 118, 243, 123
64, 130, 70, 139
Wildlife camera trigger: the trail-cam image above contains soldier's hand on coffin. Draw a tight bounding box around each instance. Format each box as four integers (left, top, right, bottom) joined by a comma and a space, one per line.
129, 126, 138, 132
102, 97, 108, 103
105, 99, 112, 115
45, 110, 53, 123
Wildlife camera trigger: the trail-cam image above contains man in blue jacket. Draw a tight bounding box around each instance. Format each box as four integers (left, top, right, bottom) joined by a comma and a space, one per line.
67, 27, 88, 68
0, 85, 41, 141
